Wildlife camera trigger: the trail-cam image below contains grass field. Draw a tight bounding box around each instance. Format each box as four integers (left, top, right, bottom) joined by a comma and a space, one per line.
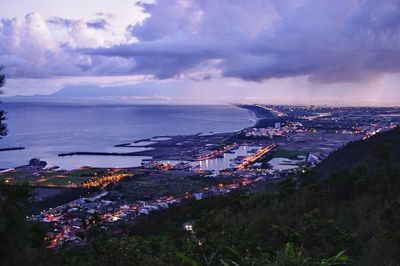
0, 168, 135, 187
114, 170, 232, 201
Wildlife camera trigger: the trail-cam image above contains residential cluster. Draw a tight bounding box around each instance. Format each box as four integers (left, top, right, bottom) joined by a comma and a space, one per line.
242, 127, 284, 138
15, 105, 400, 250
81, 173, 131, 188
242, 122, 306, 138
32, 191, 180, 249
142, 161, 192, 171
33, 170, 269, 249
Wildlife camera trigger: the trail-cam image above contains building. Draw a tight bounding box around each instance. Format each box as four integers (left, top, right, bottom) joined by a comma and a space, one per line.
192, 193, 204, 200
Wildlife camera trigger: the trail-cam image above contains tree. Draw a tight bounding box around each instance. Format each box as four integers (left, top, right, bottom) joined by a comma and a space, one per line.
0, 182, 47, 265
0, 66, 7, 138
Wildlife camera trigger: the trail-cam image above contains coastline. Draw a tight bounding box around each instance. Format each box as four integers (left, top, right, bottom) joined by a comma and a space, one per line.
57, 104, 263, 162
2, 103, 263, 169
58, 131, 237, 161
234, 104, 273, 119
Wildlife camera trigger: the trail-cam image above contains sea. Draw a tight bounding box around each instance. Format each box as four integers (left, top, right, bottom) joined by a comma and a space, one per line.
0, 100, 256, 170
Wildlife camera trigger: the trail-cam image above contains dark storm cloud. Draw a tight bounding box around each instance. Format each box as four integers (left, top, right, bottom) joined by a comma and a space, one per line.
86, 18, 109, 30
86, 37, 225, 78
3, 0, 400, 83
47, 17, 74, 27
89, 0, 400, 83
48, 16, 109, 30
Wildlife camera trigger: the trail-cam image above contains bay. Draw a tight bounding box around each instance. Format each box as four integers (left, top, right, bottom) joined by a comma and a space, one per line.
0, 100, 256, 169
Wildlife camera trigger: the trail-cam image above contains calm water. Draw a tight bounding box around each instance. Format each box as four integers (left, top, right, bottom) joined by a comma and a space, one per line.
160, 145, 262, 172
197, 145, 262, 171
0, 100, 255, 169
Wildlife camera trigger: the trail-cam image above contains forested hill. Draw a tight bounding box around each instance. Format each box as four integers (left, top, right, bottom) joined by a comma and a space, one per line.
314, 127, 400, 178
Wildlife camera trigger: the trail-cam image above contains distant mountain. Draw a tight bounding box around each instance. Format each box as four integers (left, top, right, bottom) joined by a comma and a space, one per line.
50, 83, 185, 98
4, 82, 243, 103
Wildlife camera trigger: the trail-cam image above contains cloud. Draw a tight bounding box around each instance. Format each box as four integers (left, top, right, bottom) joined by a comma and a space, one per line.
0, 12, 61, 77
0, 12, 134, 78
86, 18, 109, 30
47, 17, 74, 27
47, 16, 111, 48
2, 0, 400, 85
48, 16, 109, 30
94, 12, 116, 20
89, 0, 400, 83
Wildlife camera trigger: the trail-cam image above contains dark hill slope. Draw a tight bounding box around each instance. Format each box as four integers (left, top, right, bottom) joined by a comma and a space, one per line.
315, 127, 400, 177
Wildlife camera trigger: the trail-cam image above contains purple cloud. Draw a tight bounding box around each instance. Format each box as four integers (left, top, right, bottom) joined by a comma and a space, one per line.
2, 0, 400, 85
48, 16, 109, 30
89, 0, 400, 83
86, 18, 109, 30
0, 13, 133, 78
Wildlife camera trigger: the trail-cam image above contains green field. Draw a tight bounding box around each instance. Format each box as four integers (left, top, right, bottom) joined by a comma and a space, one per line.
114, 171, 231, 201
0, 168, 134, 187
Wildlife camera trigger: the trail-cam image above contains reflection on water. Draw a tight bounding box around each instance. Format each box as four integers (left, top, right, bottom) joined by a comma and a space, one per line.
53, 155, 152, 170
197, 145, 262, 172
268, 157, 304, 171
158, 146, 262, 172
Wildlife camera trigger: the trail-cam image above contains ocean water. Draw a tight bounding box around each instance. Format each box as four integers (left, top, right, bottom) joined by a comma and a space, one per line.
0, 100, 256, 169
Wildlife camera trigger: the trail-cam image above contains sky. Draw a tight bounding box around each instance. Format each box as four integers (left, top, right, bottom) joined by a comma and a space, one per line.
1, 0, 400, 105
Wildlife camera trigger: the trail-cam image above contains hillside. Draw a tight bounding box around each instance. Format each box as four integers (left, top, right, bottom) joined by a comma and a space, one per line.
314, 127, 400, 177
2, 127, 400, 265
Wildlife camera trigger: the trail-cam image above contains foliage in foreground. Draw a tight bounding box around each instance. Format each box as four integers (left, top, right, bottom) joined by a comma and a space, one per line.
0, 66, 7, 138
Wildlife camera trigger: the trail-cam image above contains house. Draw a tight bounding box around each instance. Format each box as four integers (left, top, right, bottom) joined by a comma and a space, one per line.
139, 208, 149, 215
192, 193, 204, 200
137, 200, 146, 207
158, 202, 169, 209
305, 153, 320, 165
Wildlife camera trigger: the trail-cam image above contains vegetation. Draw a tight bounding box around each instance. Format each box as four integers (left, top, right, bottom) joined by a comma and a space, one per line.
115, 172, 232, 201
0, 66, 7, 138
0, 170, 98, 186
0, 183, 48, 265
30, 187, 98, 214
314, 128, 400, 177
1, 128, 400, 265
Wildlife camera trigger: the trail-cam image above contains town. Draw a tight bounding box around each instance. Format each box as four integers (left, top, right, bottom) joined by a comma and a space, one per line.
2, 104, 400, 249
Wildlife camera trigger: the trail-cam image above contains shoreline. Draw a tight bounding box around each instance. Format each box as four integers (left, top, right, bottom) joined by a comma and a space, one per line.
234, 104, 273, 119
57, 105, 263, 161
5, 104, 263, 169
58, 131, 237, 161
